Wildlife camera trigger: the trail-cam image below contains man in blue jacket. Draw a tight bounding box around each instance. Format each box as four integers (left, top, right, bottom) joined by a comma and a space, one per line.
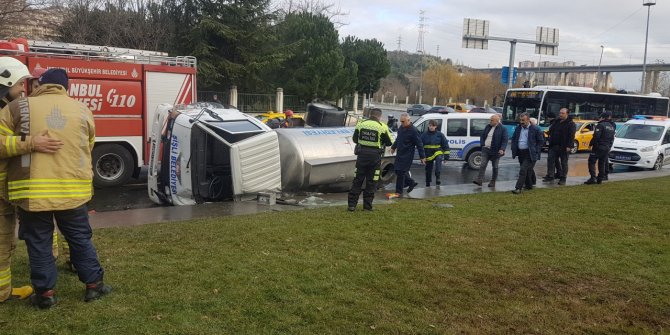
390, 113, 425, 196
474, 114, 508, 188
420, 119, 449, 187
511, 113, 544, 194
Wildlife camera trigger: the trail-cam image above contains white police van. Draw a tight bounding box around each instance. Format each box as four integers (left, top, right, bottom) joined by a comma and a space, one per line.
413, 112, 493, 169
609, 115, 670, 170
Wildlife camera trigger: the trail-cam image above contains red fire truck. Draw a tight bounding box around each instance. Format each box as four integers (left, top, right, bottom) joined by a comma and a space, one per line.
0, 38, 197, 187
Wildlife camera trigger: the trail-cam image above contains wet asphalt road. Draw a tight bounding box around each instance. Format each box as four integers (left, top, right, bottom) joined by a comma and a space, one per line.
88, 106, 656, 213
89, 152, 639, 213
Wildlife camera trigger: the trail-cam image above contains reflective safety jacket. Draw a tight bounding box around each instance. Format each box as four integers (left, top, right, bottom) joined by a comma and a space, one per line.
0, 84, 95, 211
420, 130, 449, 162
353, 119, 393, 149
0, 97, 35, 200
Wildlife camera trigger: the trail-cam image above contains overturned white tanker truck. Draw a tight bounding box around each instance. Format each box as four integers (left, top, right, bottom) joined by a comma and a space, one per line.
147, 103, 396, 205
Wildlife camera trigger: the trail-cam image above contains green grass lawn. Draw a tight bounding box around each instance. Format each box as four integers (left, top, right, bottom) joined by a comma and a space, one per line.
2, 177, 670, 334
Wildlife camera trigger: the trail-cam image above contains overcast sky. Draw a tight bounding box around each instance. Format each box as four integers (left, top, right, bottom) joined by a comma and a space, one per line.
333, 0, 669, 90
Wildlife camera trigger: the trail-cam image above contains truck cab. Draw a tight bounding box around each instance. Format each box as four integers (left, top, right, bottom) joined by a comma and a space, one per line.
147, 103, 281, 205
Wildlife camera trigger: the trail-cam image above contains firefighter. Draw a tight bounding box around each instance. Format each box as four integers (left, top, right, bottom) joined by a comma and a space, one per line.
30, 67, 74, 272
421, 119, 449, 187
347, 108, 393, 211
585, 111, 616, 184
0, 68, 111, 309
0, 57, 63, 303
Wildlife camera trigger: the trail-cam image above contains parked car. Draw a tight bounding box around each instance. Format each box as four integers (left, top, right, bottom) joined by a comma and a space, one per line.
446, 103, 475, 113
492, 106, 503, 114
469, 107, 498, 114
426, 105, 454, 114
610, 116, 670, 170
406, 104, 432, 116
543, 120, 598, 154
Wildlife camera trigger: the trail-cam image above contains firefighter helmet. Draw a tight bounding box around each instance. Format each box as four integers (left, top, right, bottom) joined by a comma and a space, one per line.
0, 57, 30, 88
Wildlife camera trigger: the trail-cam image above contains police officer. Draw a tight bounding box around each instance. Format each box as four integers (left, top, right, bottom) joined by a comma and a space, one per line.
585, 111, 616, 184
347, 108, 393, 211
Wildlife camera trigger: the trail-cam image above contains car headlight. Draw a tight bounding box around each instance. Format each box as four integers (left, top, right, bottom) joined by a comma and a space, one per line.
640, 145, 657, 152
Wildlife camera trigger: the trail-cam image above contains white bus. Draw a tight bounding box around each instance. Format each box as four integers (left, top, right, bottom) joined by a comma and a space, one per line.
501, 86, 669, 135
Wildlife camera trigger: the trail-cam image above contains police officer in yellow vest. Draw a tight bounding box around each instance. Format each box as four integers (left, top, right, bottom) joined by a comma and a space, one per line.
0, 58, 64, 303
0, 68, 111, 309
348, 108, 393, 211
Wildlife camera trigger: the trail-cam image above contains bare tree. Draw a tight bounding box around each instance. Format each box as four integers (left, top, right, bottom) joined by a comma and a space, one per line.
275, 0, 348, 27
0, 0, 58, 36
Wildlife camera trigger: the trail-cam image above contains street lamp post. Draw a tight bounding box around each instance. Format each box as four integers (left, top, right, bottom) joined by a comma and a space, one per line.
597, 45, 604, 90
641, 0, 656, 94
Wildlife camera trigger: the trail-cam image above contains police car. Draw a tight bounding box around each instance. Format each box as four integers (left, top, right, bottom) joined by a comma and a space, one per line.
413, 112, 494, 169
609, 115, 670, 170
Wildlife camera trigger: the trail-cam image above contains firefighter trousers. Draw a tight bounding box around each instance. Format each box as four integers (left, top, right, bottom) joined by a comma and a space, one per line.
0, 199, 15, 301
18, 205, 104, 292
348, 152, 382, 209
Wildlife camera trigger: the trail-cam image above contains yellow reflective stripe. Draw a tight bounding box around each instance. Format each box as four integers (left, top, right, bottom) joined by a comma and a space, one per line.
9, 188, 92, 195
52, 231, 59, 248
0, 124, 13, 136
0, 267, 10, 287
8, 179, 91, 188
424, 144, 441, 149
373, 169, 380, 181
426, 151, 444, 162
10, 193, 91, 200
5, 136, 13, 156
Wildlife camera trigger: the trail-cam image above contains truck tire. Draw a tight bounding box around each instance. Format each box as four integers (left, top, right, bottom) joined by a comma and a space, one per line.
467, 150, 482, 170
92, 143, 134, 188
380, 162, 395, 185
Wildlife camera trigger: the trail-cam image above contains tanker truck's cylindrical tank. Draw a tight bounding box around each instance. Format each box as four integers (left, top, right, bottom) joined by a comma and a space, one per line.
305, 103, 346, 127
275, 128, 395, 192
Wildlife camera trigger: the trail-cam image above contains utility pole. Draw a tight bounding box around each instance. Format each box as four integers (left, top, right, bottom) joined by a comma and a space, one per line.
597, 45, 604, 90
436, 45, 440, 58
641, 0, 656, 94
396, 35, 402, 51
416, 11, 427, 103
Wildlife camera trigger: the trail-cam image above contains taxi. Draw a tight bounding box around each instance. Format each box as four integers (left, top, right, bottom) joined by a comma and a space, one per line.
544, 120, 598, 154
254, 111, 305, 128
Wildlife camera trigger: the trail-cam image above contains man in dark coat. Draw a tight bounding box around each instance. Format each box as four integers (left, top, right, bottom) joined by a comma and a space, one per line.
543, 107, 576, 185
511, 112, 544, 194
474, 114, 508, 187
390, 113, 425, 195
585, 111, 616, 184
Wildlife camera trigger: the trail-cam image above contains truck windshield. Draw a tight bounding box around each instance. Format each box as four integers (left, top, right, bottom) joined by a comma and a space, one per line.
207, 120, 262, 133
616, 124, 665, 141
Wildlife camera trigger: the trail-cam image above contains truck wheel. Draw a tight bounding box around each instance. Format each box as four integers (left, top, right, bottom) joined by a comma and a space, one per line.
570, 140, 579, 154
380, 163, 395, 185
467, 150, 482, 170
92, 144, 134, 187
653, 155, 663, 170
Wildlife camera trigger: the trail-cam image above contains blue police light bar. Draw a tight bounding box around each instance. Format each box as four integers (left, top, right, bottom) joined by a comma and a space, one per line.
632, 115, 667, 120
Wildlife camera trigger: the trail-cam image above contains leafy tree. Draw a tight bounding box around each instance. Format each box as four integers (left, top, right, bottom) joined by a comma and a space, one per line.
272, 12, 349, 101
341, 36, 390, 97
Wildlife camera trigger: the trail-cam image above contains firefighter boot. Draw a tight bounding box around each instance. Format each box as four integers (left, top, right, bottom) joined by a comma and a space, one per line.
31, 290, 57, 309
7, 286, 33, 301
84, 281, 113, 302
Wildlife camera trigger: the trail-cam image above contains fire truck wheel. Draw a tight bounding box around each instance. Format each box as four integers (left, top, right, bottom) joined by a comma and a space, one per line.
92, 144, 134, 188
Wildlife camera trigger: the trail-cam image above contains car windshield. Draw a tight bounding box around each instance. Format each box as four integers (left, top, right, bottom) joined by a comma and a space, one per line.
616, 124, 665, 141
574, 122, 583, 129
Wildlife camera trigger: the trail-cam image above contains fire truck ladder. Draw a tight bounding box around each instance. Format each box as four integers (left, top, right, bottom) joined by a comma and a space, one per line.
28, 40, 197, 67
